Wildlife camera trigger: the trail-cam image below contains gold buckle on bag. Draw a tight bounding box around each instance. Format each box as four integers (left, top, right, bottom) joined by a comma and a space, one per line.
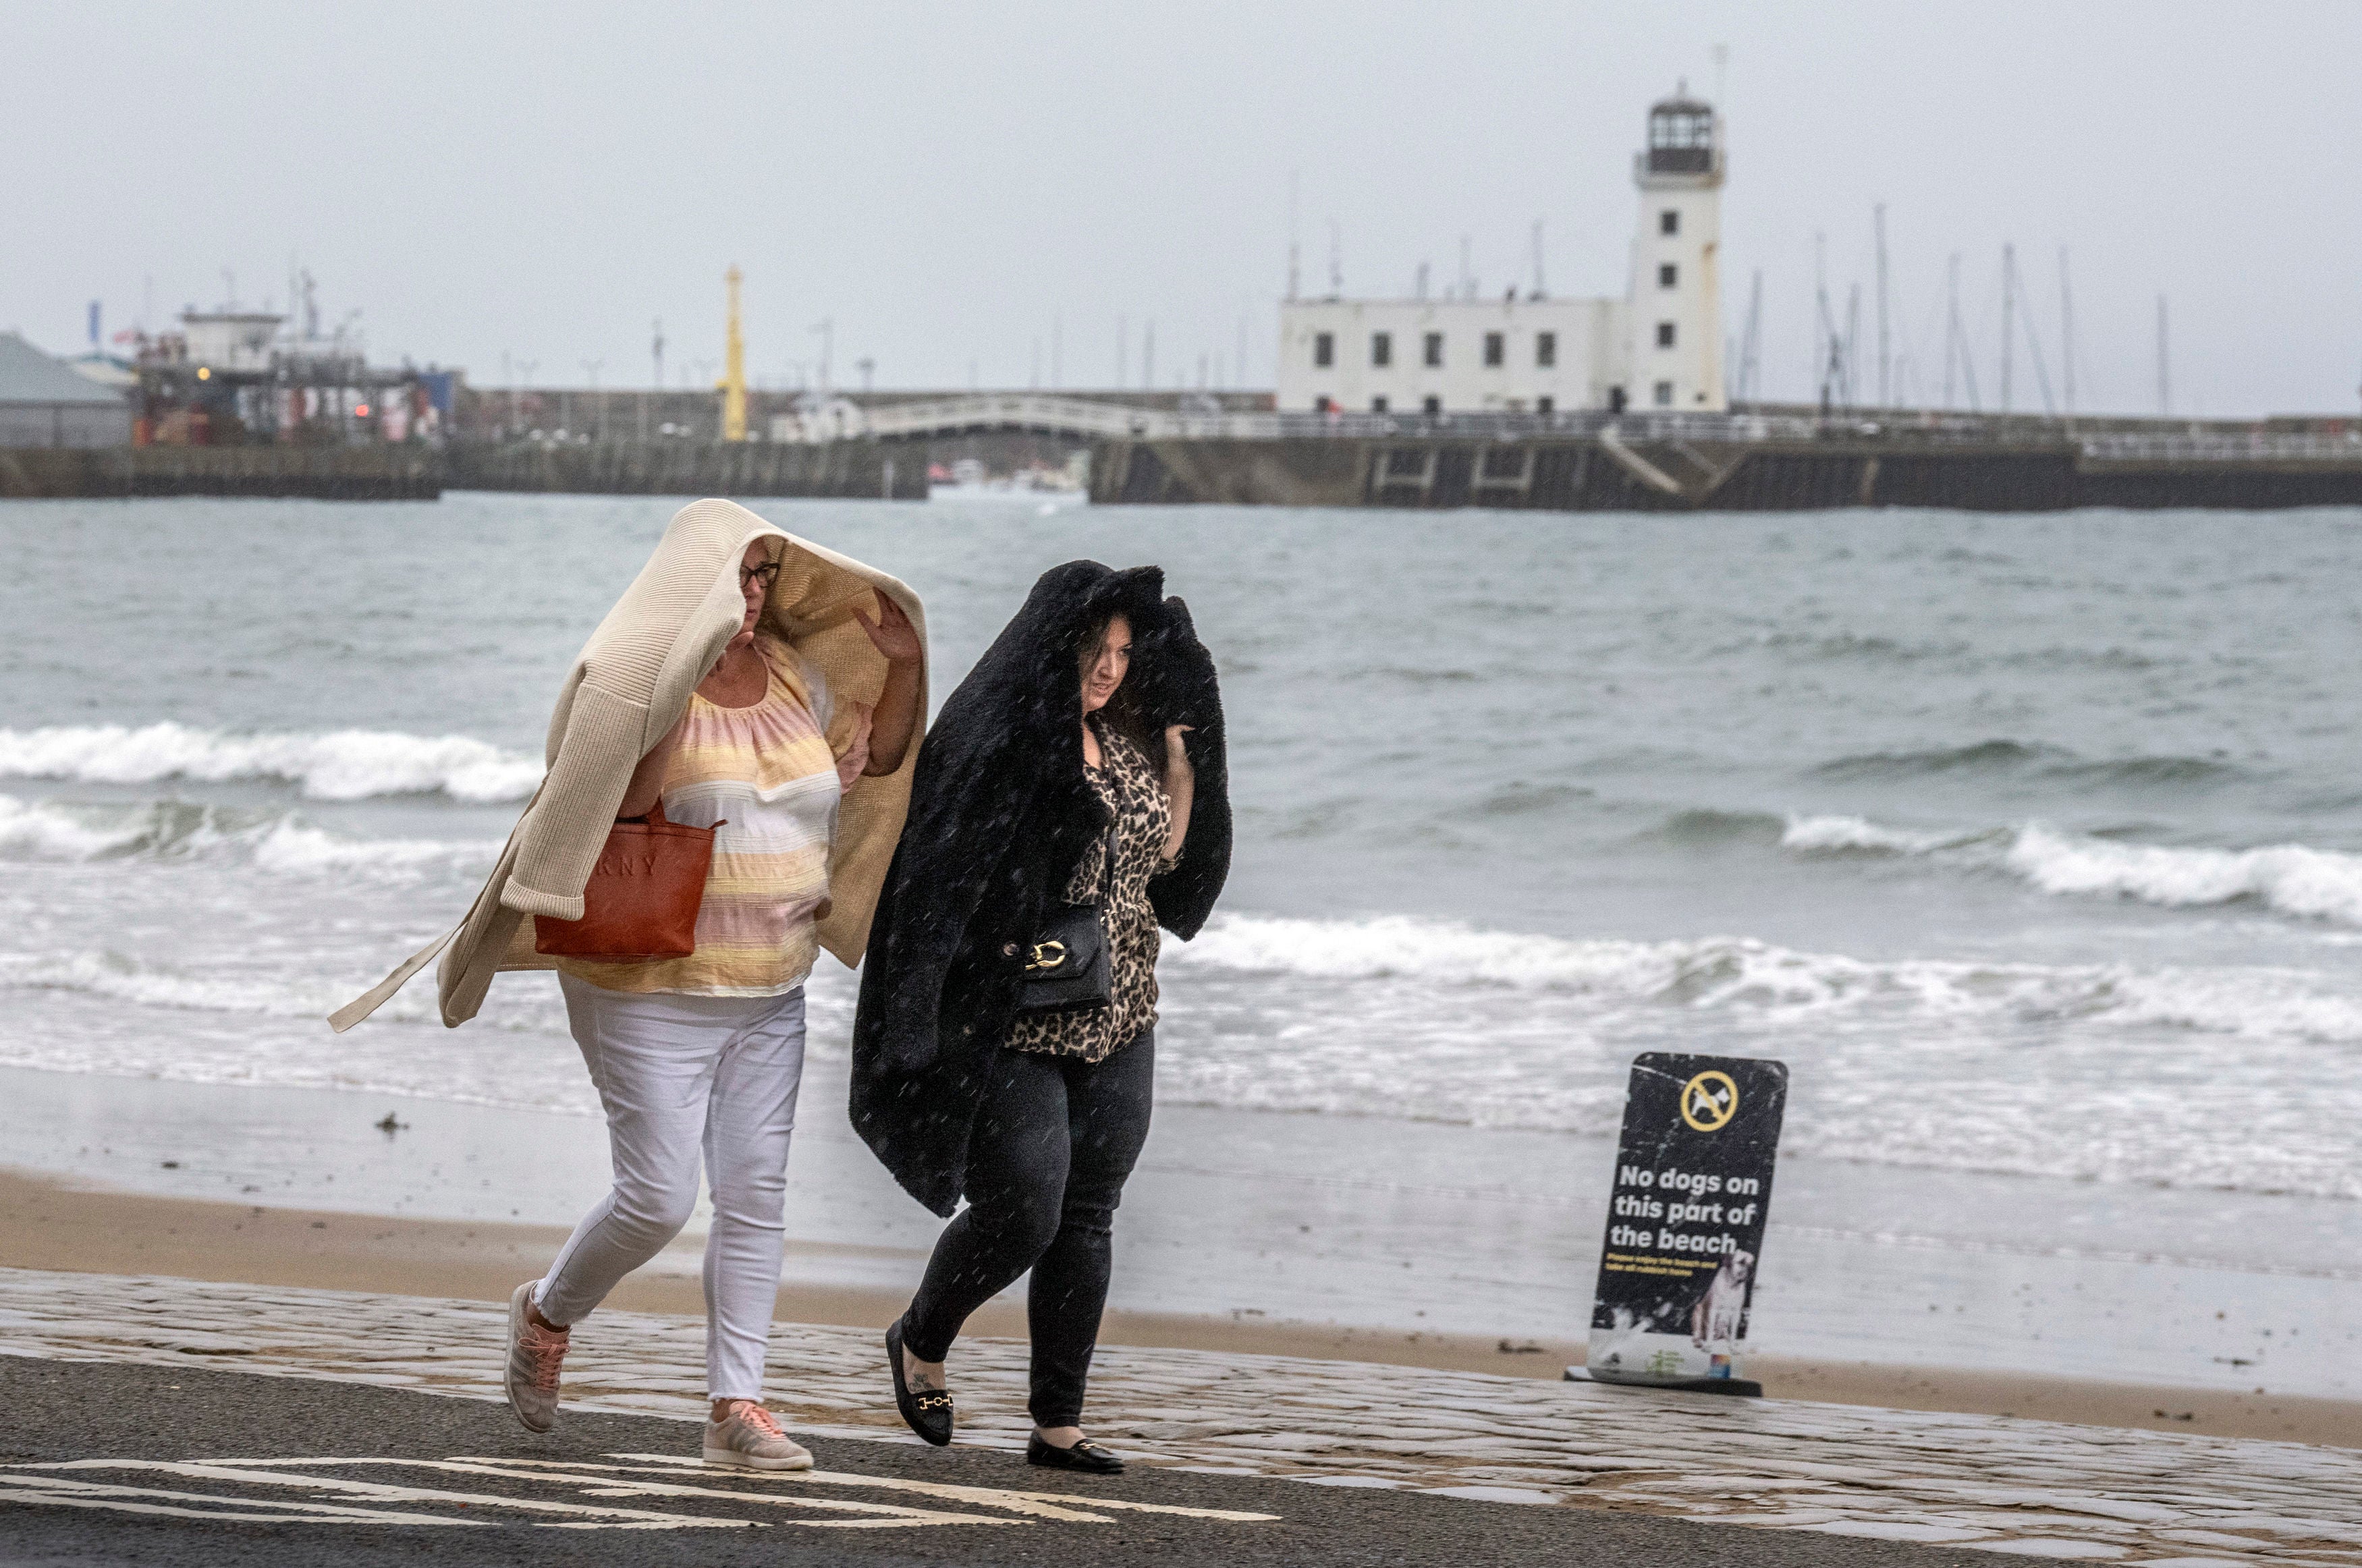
1024, 941, 1068, 972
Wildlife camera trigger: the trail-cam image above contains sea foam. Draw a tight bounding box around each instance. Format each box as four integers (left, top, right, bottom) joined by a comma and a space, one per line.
0, 722, 542, 802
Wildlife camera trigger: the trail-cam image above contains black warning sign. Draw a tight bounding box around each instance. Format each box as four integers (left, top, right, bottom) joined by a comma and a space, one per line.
1587, 1053, 1788, 1386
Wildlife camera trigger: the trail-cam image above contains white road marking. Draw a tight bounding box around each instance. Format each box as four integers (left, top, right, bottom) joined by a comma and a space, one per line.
1, 1455, 1285, 1532
11, 1461, 757, 1530
0, 1472, 488, 1527
219, 1457, 1019, 1529
603, 1451, 1287, 1522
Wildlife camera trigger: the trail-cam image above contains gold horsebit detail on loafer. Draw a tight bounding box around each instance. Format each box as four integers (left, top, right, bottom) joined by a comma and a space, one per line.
912, 1391, 953, 1411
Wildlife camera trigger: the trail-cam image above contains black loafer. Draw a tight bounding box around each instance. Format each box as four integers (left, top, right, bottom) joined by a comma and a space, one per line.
1027, 1433, 1126, 1474
885, 1317, 953, 1447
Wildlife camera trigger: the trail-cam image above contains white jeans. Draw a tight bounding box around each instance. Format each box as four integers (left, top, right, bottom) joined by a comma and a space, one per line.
537, 974, 806, 1399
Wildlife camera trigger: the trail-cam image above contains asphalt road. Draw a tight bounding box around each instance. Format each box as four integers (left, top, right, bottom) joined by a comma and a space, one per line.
0, 1358, 2041, 1567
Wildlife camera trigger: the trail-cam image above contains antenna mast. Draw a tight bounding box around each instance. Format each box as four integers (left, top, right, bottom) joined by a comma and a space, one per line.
1998, 244, 2015, 414
1874, 202, 1890, 408
2155, 295, 2170, 416
1943, 252, 1980, 412
1738, 268, 1763, 402
1286, 171, 1301, 302
2010, 249, 2057, 416
2058, 248, 2077, 418
1531, 219, 1547, 299
1844, 283, 1861, 408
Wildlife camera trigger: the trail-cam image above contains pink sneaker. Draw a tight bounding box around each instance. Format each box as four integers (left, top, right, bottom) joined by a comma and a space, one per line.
503, 1281, 568, 1432
703, 1400, 813, 1471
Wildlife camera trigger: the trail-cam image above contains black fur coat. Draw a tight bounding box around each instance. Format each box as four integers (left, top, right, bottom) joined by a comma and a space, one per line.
850, 561, 1230, 1215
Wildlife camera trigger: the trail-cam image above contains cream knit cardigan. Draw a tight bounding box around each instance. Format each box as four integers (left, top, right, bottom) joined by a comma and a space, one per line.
330, 497, 926, 1033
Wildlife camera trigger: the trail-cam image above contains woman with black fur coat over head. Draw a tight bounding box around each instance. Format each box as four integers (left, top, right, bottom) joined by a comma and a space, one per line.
852, 561, 1229, 1476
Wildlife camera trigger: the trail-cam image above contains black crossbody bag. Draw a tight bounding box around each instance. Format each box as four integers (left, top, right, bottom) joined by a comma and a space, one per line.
1014, 824, 1119, 1014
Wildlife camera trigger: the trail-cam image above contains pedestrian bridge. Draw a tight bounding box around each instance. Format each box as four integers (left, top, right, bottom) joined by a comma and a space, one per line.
775, 394, 1193, 445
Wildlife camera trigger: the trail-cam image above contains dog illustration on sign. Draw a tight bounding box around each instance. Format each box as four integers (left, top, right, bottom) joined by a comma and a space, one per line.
1689, 1249, 1754, 1351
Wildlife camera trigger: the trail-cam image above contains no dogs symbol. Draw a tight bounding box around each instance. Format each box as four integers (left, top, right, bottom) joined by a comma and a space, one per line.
1679, 1071, 1738, 1132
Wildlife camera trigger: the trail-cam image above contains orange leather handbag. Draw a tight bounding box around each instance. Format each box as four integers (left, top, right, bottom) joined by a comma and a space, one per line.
532, 802, 723, 961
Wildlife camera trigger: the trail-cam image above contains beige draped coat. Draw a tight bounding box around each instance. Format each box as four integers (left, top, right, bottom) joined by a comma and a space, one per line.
331, 497, 925, 1033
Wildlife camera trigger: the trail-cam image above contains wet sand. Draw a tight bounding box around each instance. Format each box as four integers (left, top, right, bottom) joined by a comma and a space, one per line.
5, 1166, 2352, 1450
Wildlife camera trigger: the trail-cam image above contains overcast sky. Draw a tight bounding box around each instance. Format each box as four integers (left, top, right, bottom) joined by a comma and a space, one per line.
9, 1, 2360, 416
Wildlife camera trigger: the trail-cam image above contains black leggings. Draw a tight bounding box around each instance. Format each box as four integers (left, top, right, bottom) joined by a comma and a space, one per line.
902, 1032, 1154, 1428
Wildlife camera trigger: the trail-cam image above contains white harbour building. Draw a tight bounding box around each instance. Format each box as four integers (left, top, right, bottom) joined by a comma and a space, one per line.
1277, 92, 1725, 416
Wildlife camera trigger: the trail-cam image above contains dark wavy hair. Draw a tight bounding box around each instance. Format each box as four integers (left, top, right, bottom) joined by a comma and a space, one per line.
1074, 607, 1157, 763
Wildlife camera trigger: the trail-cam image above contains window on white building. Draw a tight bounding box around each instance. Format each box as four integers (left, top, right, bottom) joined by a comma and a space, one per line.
1313, 333, 1334, 368
1655, 321, 1676, 349
1659, 209, 1680, 236
1423, 332, 1444, 368
1483, 332, 1504, 367
1653, 380, 1674, 406
1537, 395, 1554, 415
1658, 262, 1678, 289
1371, 332, 1392, 368
1371, 395, 1388, 413
1422, 394, 1440, 414
1535, 332, 1557, 368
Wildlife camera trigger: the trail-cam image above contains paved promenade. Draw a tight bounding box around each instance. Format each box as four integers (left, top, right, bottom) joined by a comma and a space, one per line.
2, 1268, 2357, 1564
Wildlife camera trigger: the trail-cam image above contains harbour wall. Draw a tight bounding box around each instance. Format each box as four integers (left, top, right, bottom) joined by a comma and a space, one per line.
0, 444, 441, 500
1088, 433, 2362, 512
441, 440, 923, 499
0, 439, 922, 502
14, 426, 2357, 512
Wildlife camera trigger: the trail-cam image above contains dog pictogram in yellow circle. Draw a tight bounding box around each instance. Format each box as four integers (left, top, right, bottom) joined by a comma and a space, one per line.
1680, 1070, 1739, 1131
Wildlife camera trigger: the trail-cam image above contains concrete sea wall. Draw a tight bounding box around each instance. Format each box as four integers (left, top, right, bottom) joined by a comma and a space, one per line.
0, 440, 926, 503
0, 445, 441, 500
1090, 434, 2362, 512
442, 439, 925, 500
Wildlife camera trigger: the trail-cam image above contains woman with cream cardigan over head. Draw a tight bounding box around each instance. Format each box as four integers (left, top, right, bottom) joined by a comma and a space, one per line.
333, 498, 926, 1471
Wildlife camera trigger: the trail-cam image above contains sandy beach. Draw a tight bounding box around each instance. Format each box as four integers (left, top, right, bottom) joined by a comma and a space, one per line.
7, 1166, 2352, 1450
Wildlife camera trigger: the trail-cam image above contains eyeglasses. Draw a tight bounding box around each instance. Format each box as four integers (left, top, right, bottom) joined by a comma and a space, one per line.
740, 561, 782, 590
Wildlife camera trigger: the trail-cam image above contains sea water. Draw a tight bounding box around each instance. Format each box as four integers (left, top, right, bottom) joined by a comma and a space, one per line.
1, 494, 2357, 1382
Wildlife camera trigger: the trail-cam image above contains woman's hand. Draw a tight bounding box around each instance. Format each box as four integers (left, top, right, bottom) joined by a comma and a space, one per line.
1159, 725, 1195, 868
852, 594, 922, 666
858, 592, 924, 776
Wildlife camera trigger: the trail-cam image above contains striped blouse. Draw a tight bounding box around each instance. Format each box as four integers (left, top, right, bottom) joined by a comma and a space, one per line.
559, 634, 869, 997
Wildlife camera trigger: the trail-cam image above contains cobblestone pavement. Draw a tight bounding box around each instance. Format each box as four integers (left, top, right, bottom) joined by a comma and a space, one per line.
3, 1268, 2356, 1565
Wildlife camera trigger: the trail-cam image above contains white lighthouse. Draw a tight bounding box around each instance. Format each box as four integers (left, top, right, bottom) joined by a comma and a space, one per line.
1628, 88, 1726, 412
1275, 90, 1729, 416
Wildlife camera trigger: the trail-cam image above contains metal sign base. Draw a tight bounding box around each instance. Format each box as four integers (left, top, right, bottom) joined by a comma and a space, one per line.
1563, 1366, 1763, 1398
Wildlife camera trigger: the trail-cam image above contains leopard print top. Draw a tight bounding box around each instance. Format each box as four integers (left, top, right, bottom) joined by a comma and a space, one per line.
1005, 719, 1172, 1063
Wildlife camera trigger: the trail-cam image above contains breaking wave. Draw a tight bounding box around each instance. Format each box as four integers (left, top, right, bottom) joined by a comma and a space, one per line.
1151, 912, 2362, 1197
2003, 824, 2362, 926
10, 912, 2358, 1198
0, 723, 542, 802
0, 795, 494, 878
1778, 813, 2362, 926
1165, 913, 2362, 1042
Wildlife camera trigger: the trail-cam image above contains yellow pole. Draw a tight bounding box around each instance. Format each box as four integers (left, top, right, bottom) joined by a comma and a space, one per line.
721, 264, 746, 442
